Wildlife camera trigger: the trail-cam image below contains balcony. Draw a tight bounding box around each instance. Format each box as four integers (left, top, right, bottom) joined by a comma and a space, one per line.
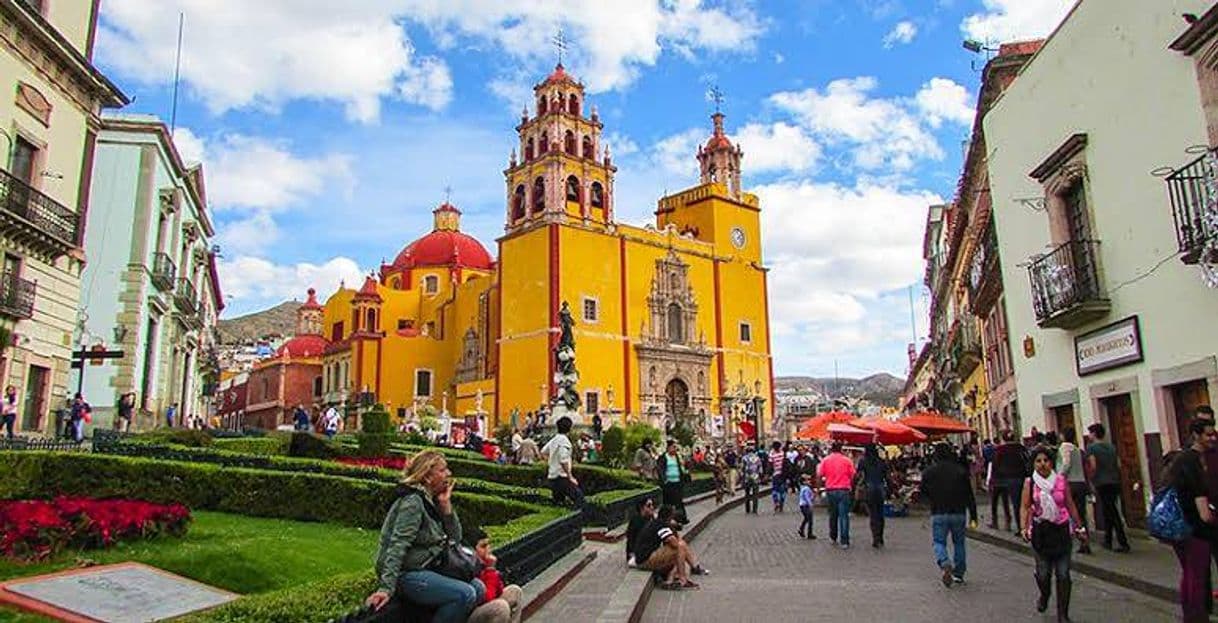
150, 252, 176, 291
180, 306, 204, 331
0, 168, 80, 257
0, 272, 35, 319
968, 223, 1003, 316
1163, 148, 1218, 264
174, 278, 198, 314
1028, 239, 1110, 329
951, 317, 983, 378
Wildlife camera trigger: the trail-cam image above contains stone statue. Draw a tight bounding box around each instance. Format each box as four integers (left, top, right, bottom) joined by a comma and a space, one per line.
552, 301, 581, 412
474, 389, 485, 414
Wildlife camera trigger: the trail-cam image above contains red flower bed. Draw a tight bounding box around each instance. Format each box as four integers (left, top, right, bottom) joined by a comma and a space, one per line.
0, 497, 191, 561
336, 456, 407, 471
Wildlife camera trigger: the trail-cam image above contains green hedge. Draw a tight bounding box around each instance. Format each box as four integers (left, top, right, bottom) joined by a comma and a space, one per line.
0, 452, 538, 530
389, 443, 651, 493
213, 437, 286, 456
179, 571, 375, 623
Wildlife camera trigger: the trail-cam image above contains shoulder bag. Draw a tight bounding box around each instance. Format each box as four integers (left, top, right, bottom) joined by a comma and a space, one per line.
408, 490, 482, 582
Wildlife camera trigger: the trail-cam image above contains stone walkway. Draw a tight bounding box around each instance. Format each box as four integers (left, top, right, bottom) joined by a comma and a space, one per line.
642, 506, 1180, 622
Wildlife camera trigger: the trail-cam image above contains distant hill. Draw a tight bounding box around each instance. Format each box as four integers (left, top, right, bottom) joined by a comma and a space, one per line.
217, 301, 301, 344
775, 373, 906, 407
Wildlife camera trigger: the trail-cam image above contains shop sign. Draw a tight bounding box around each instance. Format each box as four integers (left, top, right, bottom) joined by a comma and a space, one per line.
1075, 316, 1143, 376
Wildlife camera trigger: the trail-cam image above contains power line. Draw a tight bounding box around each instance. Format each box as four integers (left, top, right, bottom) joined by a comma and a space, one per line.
1107, 249, 1184, 296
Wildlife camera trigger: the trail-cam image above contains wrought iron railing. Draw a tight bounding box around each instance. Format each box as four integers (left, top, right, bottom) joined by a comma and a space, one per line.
1028, 239, 1104, 323
0, 167, 79, 244
1164, 148, 1218, 261
951, 316, 982, 376
0, 271, 35, 319
174, 278, 198, 313
151, 252, 176, 290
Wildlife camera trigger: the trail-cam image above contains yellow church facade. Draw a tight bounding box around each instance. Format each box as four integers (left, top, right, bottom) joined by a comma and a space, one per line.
307, 64, 775, 438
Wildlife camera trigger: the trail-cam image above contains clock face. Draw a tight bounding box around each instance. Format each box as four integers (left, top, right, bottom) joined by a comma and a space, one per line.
730, 227, 746, 249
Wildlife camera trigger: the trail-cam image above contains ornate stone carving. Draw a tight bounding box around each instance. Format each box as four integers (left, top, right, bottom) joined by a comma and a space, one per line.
455, 327, 482, 383
15, 81, 51, 126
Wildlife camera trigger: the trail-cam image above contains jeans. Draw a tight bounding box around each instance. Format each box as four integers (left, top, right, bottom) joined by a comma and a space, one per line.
1067, 481, 1089, 531
1173, 536, 1211, 622
2, 414, 13, 439
799, 505, 814, 538
397, 570, 485, 623
866, 485, 885, 544
71, 418, 84, 443
771, 475, 787, 509
743, 480, 759, 513
661, 481, 686, 521
825, 489, 851, 545
989, 481, 1011, 525
549, 477, 585, 510
1034, 550, 1071, 581
1002, 478, 1024, 530
931, 514, 967, 577
1096, 483, 1129, 548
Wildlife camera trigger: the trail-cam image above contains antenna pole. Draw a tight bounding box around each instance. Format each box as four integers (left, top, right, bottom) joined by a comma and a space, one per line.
170, 12, 184, 134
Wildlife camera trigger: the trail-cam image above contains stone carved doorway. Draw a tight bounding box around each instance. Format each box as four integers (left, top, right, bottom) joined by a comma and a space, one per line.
666, 378, 690, 419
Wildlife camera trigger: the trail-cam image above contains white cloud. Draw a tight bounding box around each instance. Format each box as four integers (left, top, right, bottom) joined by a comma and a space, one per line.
915, 78, 975, 128
769, 77, 943, 172
171, 127, 205, 166
97, 1, 453, 123
216, 211, 279, 257
183, 132, 353, 212
603, 132, 640, 158
961, 0, 1074, 43
651, 128, 705, 178
882, 21, 918, 48
773, 52, 785, 64
218, 255, 366, 314
734, 123, 820, 174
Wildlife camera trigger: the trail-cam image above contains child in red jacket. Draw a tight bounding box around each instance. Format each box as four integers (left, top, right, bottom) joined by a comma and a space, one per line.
466, 527, 522, 623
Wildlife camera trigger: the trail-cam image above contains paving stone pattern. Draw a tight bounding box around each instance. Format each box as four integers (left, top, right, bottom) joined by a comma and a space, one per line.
642, 506, 1180, 623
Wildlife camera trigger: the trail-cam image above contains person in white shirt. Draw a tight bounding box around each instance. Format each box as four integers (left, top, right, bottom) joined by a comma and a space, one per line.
322, 406, 341, 438
541, 416, 584, 508
511, 428, 524, 460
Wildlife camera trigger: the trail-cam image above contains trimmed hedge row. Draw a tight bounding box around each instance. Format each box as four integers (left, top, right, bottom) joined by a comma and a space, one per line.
0, 452, 538, 530
213, 437, 286, 456
388, 443, 652, 493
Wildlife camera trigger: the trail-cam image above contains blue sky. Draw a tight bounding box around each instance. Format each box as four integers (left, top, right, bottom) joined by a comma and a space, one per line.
91, 0, 1075, 379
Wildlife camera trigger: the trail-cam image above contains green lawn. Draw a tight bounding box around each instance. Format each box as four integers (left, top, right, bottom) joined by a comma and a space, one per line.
0, 608, 54, 623
0, 511, 378, 596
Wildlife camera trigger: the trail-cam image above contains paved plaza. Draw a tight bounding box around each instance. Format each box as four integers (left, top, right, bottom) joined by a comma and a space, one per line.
641, 504, 1179, 623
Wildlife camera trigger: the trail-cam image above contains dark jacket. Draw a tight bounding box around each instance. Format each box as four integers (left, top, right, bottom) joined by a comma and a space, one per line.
626, 513, 649, 559
992, 442, 1028, 480
657, 452, 686, 485
374, 486, 462, 596
920, 460, 978, 520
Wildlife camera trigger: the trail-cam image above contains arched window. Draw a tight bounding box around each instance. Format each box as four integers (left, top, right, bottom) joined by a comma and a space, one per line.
423, 275, 439, 294
366, 308, 377, 332
538, 96, 548, 114
532, 177, 545, 214
525, 137, 534, 161
564, 130, 576, 155
391, 276, 401, 289
667, 302, 683, 344
590, 182, 604, 208
582, 135, 593, 159
565, 176, 580, 202
313, 376, 322, 397
539, 132, 549, 154
568, 94, 579, 115
512, 185, 526, 221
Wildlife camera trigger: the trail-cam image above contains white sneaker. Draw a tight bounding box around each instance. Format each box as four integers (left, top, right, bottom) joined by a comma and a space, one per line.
627, 555, 637, 568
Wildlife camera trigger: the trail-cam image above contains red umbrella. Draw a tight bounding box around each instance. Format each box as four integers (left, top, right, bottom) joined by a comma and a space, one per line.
794, 411, 856, 440
738, 420, 756, 440
827, 422, 876, 445
850, 416, 928, 446
901, 411, 974, 435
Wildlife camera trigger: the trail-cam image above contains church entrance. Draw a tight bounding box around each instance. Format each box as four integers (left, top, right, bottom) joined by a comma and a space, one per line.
666, 378, 689, 419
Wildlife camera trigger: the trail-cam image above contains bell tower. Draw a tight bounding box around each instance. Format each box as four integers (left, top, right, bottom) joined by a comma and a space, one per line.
697, 112, 743, 198
503, 64, 617, 232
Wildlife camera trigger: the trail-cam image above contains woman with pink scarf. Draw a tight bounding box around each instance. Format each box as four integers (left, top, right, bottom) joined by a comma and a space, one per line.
1020, 446, 1087, 622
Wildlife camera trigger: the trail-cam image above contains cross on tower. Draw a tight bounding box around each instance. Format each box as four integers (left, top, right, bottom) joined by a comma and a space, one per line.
707, 85, 725, 113
443, 185, 453, 204
553, 28, 569, 65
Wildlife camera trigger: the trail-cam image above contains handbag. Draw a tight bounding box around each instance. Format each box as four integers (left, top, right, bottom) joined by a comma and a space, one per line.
1148, 487, 1193, 543
1030, 521, 1072, 559
411, 491, 482, 582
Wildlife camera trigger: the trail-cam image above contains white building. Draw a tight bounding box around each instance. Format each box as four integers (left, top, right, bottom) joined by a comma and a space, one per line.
0, 0, 125, 433
985, 0, 1216, 525
70, 114, 222, 430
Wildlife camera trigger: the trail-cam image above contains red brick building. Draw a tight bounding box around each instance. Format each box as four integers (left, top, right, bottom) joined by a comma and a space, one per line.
243, 291, 327, 430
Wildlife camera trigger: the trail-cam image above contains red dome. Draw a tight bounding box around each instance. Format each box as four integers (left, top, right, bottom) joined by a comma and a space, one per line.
541, 63, 577, 86
392, 230, 493, 271
705, 135, 733, 150
276, 334, 329, 358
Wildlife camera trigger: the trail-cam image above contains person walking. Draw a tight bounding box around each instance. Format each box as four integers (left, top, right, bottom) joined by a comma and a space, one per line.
632, 439, 658, 481
591, 412, 603, 440
365, 451, 484, 622
818, 441, 857, 548
69, 393, 91, 443
920, 443, 978, 587
740, 444, 763, 514
1086, 423, 1130, 552
725, 445, 739, 493
293, 404, 310, 431
768, 441, 787, 513
541, 416, 585, 509
1, 385, 17, 440
164, 402, 177, 429
797, 474, 817, 540
992, 430, 1028, 532
1056, 427, 1092, 554
859, 444, 889, 548
712, 451, 729, 505
657, 440, 688, 523
1161, 417, 1218, 623
114, 392, 135, 433
1021, 445, 1087, 622
322, 404, 342, 439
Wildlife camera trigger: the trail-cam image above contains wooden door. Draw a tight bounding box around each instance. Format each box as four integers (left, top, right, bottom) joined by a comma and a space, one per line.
1063, 184, 1096, 298
21, 365, 47, 431
1171, 379, 1212, 447
1103, 394, 1146, 527
1052, 404, 1076, 435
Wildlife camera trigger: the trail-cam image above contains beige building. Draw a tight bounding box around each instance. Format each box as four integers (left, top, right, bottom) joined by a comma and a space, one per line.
985, 0, 1215, 526
0, 0, 126, 433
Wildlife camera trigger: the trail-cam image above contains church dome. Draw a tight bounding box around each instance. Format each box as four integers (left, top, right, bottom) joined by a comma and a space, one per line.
276, 334, 329, 358
391, 202, 494, 271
